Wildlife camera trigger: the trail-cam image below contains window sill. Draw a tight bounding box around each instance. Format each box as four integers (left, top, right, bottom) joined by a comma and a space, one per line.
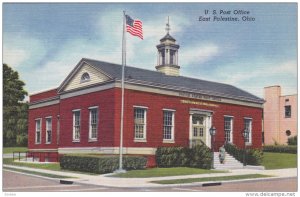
245, 142, 252, 146
45, 142, 52, 144
134, 139, 147, 143
163, 140, 175, 143
88, 139, 98, 142
72, 140, 80, 143
35, 142, 41, 145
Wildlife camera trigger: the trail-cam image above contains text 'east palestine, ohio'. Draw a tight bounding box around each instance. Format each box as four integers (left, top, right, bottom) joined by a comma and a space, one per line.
199, 9, 255, 22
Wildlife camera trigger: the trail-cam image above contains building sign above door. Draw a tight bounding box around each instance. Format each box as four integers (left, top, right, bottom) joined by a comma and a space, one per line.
178, 91, 222, 102
180, 99, 219, 107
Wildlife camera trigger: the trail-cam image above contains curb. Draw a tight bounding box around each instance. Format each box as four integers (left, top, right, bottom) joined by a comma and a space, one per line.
69, 175, 297, 189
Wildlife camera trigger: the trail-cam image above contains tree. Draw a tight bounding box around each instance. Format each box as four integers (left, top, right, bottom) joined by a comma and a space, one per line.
3, 64, 28, 147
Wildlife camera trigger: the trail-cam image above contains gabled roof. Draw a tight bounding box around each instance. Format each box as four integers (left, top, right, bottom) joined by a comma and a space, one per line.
82, 58, 264, 104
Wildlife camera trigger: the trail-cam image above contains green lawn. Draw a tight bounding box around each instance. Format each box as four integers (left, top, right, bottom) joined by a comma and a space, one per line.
3, 158, 98, 175
3, 147, 28, 154
151, 174, 272, 184
110, 167, 227, 178
3, 158, 61, 171
262, 152, 297, 169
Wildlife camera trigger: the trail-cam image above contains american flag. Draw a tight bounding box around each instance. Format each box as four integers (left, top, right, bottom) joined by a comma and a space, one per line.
125, 15, 143, 40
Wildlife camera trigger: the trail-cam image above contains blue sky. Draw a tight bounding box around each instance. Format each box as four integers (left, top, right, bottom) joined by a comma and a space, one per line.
3, 3, 297, 98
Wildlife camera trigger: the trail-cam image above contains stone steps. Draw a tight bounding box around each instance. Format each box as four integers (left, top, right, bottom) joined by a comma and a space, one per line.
213, 152, 244, 169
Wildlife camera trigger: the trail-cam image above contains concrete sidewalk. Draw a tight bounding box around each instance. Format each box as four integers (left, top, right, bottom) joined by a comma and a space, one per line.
3, 164, 297, 188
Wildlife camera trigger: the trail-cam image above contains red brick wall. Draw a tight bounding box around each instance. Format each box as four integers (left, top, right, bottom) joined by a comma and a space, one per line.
119, 89, 262, 149
59, 89, 116, 148
28, 104, 59, 150
30, 89, 58, 103
28, 87, 262, 153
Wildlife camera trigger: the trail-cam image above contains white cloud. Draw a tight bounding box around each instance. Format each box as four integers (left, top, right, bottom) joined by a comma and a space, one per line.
210, 59, 297, 97
3, 35, 47, 69
3, 47, 28, 67
181, 43, 220, 66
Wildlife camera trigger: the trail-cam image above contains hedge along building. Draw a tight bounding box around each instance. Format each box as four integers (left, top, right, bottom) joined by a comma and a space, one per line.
28, 27, 264, 166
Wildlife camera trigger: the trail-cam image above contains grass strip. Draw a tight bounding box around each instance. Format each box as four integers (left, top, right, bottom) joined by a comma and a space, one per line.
3, 158, 61, 171
151, 174, 272, 184
4, 167, 74, 179
3, 158, 98, 175
110, 167, 227, 178
3, 147, 28, 154
262, 152, 297, 170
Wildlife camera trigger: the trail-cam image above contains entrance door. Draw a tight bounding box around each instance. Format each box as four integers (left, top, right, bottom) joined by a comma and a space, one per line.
191, 115, 206, 146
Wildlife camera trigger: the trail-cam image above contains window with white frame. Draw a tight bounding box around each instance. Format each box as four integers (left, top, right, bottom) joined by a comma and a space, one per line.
134, 107, 147, 140
163, 110, 175, 141
35, 119, 41, 144
89, 107, 98, 140
244, 118, 252, 144
73, 110, 81, 141
46, 118, 52, 144
224, 116, 233, 143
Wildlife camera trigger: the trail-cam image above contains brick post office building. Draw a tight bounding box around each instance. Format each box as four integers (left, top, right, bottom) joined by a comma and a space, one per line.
28, 31, 264, 165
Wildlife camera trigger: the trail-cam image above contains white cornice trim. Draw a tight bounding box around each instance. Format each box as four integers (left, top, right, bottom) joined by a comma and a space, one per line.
123, 82, 263, 108
60, 82, 116, 99
29, 99, 60, 109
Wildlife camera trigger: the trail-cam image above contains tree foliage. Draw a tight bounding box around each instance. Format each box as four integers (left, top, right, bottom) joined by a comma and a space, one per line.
3, 64, 28, 147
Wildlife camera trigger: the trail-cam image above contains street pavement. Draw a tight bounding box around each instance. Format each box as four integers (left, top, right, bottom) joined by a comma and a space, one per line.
3, 170, 297, 192
3, 164, 297, 188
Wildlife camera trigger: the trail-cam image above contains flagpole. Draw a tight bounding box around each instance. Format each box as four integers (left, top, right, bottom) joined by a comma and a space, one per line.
118, 10, 126, 172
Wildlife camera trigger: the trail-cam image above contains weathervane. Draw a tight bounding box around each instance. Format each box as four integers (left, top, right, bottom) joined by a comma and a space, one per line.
165, 16, 170, 34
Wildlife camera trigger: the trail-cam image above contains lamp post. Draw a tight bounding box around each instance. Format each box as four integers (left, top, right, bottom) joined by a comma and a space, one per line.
242, 128, 249, 166
209, 126, 217, 169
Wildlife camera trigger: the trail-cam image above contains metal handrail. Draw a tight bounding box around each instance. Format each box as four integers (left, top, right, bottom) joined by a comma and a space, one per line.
12, 151, 59, 162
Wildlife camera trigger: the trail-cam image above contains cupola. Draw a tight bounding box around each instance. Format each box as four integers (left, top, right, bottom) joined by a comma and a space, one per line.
155, 17, 180, 76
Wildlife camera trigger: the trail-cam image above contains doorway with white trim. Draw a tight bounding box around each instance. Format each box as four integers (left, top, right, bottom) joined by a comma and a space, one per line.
189, 109, 213, 148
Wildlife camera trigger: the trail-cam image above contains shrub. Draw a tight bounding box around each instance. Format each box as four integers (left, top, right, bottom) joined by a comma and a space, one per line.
224, 143, 263, 165
263, 145, 297, 154
60, 155, 147, 174
156, 144, 212, 169
246, 149, 264, 165
155, 147, 183, 167
288, 135, 297, 145
189, 144, 212, 169
123, 156, 148, 170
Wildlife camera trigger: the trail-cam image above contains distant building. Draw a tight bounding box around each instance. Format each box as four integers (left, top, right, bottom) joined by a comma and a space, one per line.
263, 86, 297, 145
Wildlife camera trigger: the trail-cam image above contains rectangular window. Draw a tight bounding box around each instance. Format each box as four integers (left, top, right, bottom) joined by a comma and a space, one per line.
73, 110, 81, 141
35, 119, 41, 144
163, 110, 175, 141
224, 116, 233, 143
285, 105, 291, 118
89, 107, 98, 140
134, 107, 147, 140
244, 118, 252, 144
45, 118, 52, 144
